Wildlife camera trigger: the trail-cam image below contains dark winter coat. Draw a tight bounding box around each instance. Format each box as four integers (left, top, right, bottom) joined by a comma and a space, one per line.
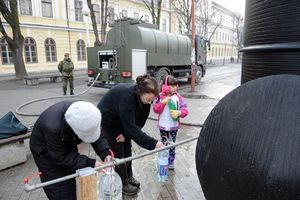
97, 84, 157, 150
30, 100, 109, 200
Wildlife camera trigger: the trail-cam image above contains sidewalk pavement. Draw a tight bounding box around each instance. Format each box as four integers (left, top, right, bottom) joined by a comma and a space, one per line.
0, 65, 240, 200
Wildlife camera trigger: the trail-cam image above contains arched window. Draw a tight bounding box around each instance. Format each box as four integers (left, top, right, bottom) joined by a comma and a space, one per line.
77, 39, 86, 61
0, 37, 13, 64
45, 38, 57, 62
24, 37, 37, 63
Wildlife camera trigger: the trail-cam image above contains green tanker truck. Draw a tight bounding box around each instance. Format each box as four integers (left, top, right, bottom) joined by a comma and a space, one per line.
87, 18, 209, 87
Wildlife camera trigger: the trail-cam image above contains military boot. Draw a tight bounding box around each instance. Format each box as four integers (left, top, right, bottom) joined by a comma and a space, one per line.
70, 90, 74, 95
63, 90, 67, 95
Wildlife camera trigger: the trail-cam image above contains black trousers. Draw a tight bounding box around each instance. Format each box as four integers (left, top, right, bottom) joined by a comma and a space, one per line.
31, 151, 76, 200
102, 128, 133, 186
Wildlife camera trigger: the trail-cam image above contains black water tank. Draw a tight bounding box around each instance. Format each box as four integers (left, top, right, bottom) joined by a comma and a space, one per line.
195, 75, 300, 200
241, 0, 300, 84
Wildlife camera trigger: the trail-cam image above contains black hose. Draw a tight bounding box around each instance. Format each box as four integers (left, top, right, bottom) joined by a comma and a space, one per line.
15, 73, 101, 117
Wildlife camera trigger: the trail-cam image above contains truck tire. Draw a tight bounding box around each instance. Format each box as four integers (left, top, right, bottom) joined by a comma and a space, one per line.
155, 68, 169, 85
188, 65, 202, 83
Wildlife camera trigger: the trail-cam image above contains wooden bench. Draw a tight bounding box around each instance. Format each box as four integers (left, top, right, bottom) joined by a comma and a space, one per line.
24, 74, 61, 85
0, 131, 32, 170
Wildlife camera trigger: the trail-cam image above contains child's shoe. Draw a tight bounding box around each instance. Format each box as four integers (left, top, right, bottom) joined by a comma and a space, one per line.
168, 159, 175, 170
168, 163, 175, 170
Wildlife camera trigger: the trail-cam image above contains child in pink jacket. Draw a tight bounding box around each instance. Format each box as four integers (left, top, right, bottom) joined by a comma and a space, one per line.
153, 75, 188, 169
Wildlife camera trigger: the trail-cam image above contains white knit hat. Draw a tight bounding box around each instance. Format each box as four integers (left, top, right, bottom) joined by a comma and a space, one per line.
65, 101, 101, 143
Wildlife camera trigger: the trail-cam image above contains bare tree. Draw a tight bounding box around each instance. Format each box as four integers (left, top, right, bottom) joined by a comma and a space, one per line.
197, 0, 221, 41
87, 0, 101, 46
171, 0, 193, 34
0, 0, 27, 78
143, 0, 162, 28
100, 0, 108, 43
232, 14, 243, 62
171, 0, 221, 39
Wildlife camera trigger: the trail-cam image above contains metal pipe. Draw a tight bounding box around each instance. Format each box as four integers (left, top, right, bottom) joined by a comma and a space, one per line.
24, 135, 199, 192
190, 0, 196, 92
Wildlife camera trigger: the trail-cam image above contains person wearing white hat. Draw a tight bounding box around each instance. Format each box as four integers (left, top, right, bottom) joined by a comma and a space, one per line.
30, 101, 111, 200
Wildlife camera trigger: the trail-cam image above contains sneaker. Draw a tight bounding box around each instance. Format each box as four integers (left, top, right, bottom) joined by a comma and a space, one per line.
128, 177, 140, 188
122, 184, 139, 196
168, 164, 175, 170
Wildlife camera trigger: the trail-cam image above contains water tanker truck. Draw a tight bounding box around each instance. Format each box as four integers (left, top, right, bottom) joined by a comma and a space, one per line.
87, 18, 209, 87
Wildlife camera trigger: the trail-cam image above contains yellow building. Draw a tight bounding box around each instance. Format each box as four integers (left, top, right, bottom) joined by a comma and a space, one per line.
0, 0, 175, 74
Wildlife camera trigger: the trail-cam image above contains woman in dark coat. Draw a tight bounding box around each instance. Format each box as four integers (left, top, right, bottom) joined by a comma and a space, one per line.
30, 101, 111, 200
97, 74, 164, 196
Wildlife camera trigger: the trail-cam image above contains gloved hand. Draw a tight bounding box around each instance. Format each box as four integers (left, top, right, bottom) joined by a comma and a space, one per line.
170, 110, 181, 119
162, 97, 171, 104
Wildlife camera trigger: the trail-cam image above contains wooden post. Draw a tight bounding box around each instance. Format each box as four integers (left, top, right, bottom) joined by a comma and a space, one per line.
76, 168, 97, 200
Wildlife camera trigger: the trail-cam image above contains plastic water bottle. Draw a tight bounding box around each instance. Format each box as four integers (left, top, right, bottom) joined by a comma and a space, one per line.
99, 149, 122, 200
98, 167, 122, 200
157, 150, 169, 182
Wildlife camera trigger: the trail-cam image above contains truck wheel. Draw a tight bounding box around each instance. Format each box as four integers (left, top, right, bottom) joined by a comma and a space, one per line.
155, 68, 169, 85
188, 66, 202, 84
195, 66, 203, 83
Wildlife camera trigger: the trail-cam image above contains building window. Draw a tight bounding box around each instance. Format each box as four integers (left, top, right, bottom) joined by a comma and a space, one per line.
45, 38, 57, 62
41, 0, 52, 17
108, 7, 115, 25
93, 4, 100, 24
24, 37, 37, 63
75, 0, 83, 22
20, 0, 32, 15
134, 12, 139, 19
122, 10, 127, 18
77, 39, 86, 61
0, 37, 13, 64
144, 14, 149, 22
162, 18, 167, 31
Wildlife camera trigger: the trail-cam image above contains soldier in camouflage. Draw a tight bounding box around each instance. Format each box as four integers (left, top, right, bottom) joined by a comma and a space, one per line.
58, 53, 74, 95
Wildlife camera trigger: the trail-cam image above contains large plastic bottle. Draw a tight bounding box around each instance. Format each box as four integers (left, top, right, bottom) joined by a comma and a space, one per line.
157, 150, 169, 182
168, 99, 179, 121
98, 150, 122, 200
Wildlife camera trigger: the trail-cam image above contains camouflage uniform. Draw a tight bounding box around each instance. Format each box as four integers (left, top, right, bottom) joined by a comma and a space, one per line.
58, 58, 74, 95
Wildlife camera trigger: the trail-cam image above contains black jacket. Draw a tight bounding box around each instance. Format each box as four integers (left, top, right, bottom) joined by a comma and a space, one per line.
30, 101, 109, 200
98, 84, 157, 150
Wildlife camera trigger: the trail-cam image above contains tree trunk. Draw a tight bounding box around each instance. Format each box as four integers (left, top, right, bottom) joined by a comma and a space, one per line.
100, 0, 106, 43
12, 45, 27, 79
151, 0, 156, 25
156, 0, 161, 28
87, 0, 101, 46
102, 0, 108, 43
0, 0, 28, 78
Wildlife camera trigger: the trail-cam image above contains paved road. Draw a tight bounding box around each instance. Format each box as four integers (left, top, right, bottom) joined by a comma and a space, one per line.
0, 63, 241, 200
